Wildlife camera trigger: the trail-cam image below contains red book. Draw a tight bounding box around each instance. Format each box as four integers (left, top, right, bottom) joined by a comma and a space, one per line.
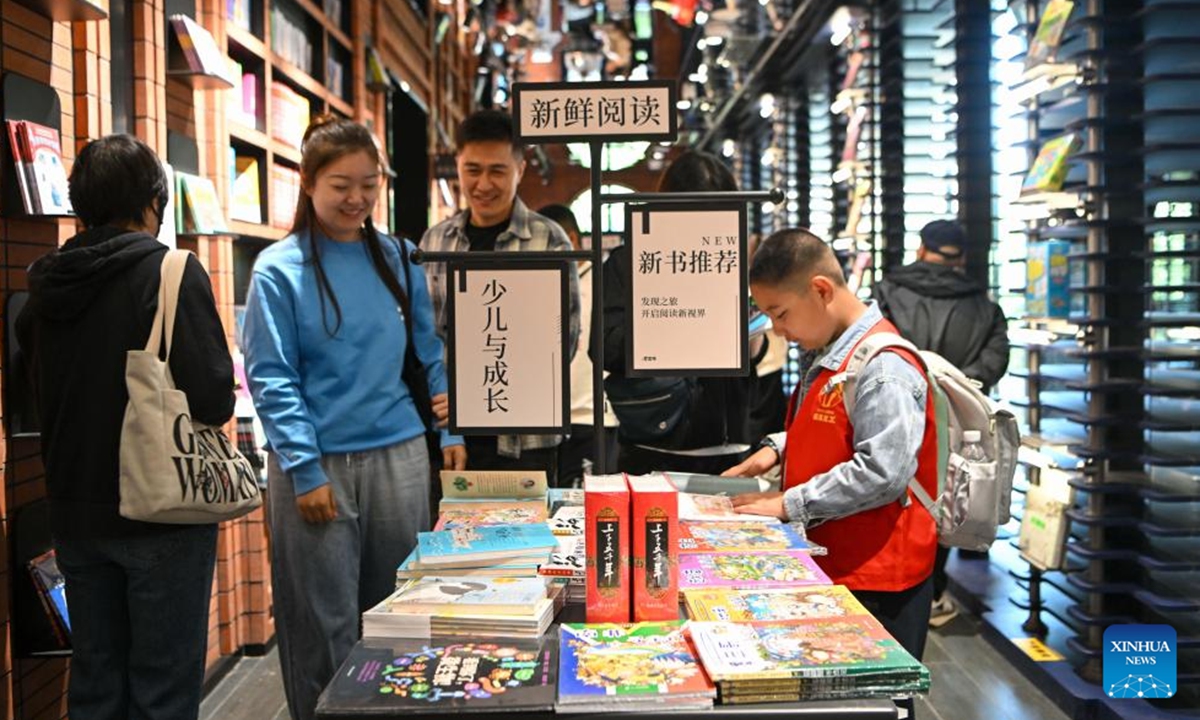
5, 120, 34, 214
628, 474, 679, 622
584, 474, 630, 623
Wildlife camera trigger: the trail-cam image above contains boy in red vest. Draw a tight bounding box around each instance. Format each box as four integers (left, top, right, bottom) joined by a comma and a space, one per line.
723, 228, 938, 662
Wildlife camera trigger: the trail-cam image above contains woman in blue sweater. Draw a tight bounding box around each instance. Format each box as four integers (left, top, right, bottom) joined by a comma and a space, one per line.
243, 115, 466, 720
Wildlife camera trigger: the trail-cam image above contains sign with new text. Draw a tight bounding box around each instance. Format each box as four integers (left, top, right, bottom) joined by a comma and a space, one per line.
625, 203, 749, 376
447, 261, 570, 434
512, 80, 677, 144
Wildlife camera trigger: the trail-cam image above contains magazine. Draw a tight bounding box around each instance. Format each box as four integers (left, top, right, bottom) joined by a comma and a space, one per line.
683, 585, 868, 622
678, 551, 831, 593
678, 521, 816, 553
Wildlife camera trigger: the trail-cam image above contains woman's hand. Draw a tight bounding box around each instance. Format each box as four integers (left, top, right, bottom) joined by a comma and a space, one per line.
443, 444, 467, 471
296, 484, 338, 524
721, 446, 778, 478
431, 393, 450, 427
731, 491, 787, 520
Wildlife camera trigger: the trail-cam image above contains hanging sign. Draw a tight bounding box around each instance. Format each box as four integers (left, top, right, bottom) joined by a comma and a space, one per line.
625, 203, 749, 376
512, 80, 677, 144
447, 261, 571, 434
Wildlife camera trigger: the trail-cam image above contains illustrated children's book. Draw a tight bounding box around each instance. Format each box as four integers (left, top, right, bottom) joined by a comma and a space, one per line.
386, 576, 551, 615
1026, 239, 1072, 318
1021, 133, 1081, 195
683, 585, 867, 623
628, 474, 679, 622
676, 493, 776, 523
441, 470, 548, 500
678, 521, 816, 554
584, 474, 631, 623
678, 551, 831, 593
396, 547, 541, 582
433, 500, 548, 531
557, 622, 715, 706
5, 119, 72, 216
689, 617, 927, 682
1025, 0, 1076, 70
315, 638, 557, 714
415, 524, 557, 568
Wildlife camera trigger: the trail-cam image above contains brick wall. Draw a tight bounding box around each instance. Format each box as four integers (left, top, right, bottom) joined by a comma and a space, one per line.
0, 1, 273, 718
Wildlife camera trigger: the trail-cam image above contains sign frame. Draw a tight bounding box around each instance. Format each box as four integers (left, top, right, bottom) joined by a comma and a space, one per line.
511, 80, 678, 144
623, 202, 750, 378
446, 259, 572, 435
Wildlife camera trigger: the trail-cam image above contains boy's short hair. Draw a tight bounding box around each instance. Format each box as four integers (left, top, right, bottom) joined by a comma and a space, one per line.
536, 204, 580, 237
69, 134, 169, 229
458, 109, 525, 159
749, 228, 846, 290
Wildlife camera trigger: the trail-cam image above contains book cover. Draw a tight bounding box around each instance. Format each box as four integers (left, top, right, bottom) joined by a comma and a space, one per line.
683, 585, 867, 623
1018, 483, 1072, 571
396, 547, 542, 582
230, 156, 262, 224
315, 638, 557, 714
1021, 133, 1080, 195
539, 535, 586, 579
676, 493, 775, 523
28, 549, 70, 643
387, 577, 549, 615
170, 14, 235, 83
628, 474, 678, 622
433, 500, 548, 530
440, 470, 548, 500
416, 524, 557, 568
584, 474, 630, 623
1025, 0, 1075, 70
678, 551, 831, 593
689, 617, 926, 681
1026, 240, 1071, 319
5, 120, 35, 214
678, 521, 813, 553
558, 622, 715, 701
177, 173, 229, 234
20, 121, 72, 215
547, 505, 584, 536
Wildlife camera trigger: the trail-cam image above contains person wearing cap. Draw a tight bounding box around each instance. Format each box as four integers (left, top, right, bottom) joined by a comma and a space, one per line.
872, 219, 1010, 628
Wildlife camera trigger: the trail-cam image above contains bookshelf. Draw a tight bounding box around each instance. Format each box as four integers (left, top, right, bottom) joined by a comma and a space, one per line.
993, 0, 1200, 708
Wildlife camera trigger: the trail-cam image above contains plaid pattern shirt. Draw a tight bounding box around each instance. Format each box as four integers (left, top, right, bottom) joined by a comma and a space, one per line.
419, 198, 582, 458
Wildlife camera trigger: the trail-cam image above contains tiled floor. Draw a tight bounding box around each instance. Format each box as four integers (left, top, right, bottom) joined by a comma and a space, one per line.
199, 607, 1073, 720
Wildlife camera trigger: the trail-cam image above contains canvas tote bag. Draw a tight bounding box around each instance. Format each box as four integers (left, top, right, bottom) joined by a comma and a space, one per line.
119, 250, 262, 523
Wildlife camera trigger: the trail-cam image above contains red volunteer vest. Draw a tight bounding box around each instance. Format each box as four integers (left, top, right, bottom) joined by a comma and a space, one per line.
784, 318, 938, 592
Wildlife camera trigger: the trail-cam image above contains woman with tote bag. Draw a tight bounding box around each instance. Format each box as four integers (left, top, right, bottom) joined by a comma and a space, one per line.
17, 134, 236, 720
242, 115, 465, 720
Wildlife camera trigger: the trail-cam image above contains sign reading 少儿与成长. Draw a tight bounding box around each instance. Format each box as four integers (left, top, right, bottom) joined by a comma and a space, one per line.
1103, 624, 1176, 699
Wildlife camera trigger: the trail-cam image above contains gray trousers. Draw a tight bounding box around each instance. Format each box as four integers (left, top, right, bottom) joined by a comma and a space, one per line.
267, 437, 430, 720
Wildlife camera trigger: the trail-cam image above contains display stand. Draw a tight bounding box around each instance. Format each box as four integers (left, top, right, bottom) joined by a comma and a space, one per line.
0, 73, 65, 219
10, 499, 71, 658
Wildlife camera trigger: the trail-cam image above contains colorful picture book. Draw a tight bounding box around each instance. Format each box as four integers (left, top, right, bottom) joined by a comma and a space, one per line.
678, 521, 814, 554
415, 524, 557, 568
678, 551, 831, 593
387, 577, 551, 615
557, 622, 715, 708
396, 547, 541, 582
683, 585, 868, 623
28, 549, 70, 646
1021, 133, 1080, 195
315, 638, 557, 714
433, 500, 548, 530
176, 172, 229, 234
5, 119, 72, 216
689, 617, 928, 685
1025, 0, 1075, 70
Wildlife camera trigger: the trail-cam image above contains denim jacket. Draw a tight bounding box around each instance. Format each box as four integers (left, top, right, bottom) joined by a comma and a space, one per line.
769, 303, 928, 527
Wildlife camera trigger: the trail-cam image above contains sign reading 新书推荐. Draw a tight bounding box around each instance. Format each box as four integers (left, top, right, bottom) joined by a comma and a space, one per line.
625, 204, 749, 376
446, 262, 570, 434
512, 81, 677, 144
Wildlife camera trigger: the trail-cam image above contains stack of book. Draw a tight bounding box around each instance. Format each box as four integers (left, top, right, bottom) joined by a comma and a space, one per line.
433, 499, 548, 530
5, 119, 72, 216
557, 621, 716, 712
410, 524, 558, 572
683, 585, 869, 623
540, 488, 586, 602
678, 520, 820, 554
315, 636, 557, 715
678, 550, 831, 593
363, 576, 559, 639
689, 614, 930, 702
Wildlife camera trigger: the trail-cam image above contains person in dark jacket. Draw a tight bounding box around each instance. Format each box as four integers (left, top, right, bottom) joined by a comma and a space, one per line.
872, 219, 1011, 628
16, 134, 235, 720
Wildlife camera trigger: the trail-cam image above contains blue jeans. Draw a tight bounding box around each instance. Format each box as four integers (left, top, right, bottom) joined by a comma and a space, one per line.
55, 524, 218, 720
268, 437, 430, 720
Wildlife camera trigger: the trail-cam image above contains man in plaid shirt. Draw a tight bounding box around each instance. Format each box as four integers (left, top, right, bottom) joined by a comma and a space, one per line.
420, 110, 581, 485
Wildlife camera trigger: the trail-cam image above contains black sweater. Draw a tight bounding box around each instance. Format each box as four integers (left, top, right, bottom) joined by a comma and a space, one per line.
17, 226, 235, 539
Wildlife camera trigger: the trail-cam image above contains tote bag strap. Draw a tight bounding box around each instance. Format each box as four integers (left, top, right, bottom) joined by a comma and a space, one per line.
143, 250, 191, 363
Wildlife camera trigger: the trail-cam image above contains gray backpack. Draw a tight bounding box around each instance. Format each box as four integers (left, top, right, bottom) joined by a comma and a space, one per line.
837, 333, 1020, 551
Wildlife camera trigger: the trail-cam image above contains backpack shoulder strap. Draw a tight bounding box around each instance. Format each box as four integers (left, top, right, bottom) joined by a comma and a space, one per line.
839, 332, 924, 415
